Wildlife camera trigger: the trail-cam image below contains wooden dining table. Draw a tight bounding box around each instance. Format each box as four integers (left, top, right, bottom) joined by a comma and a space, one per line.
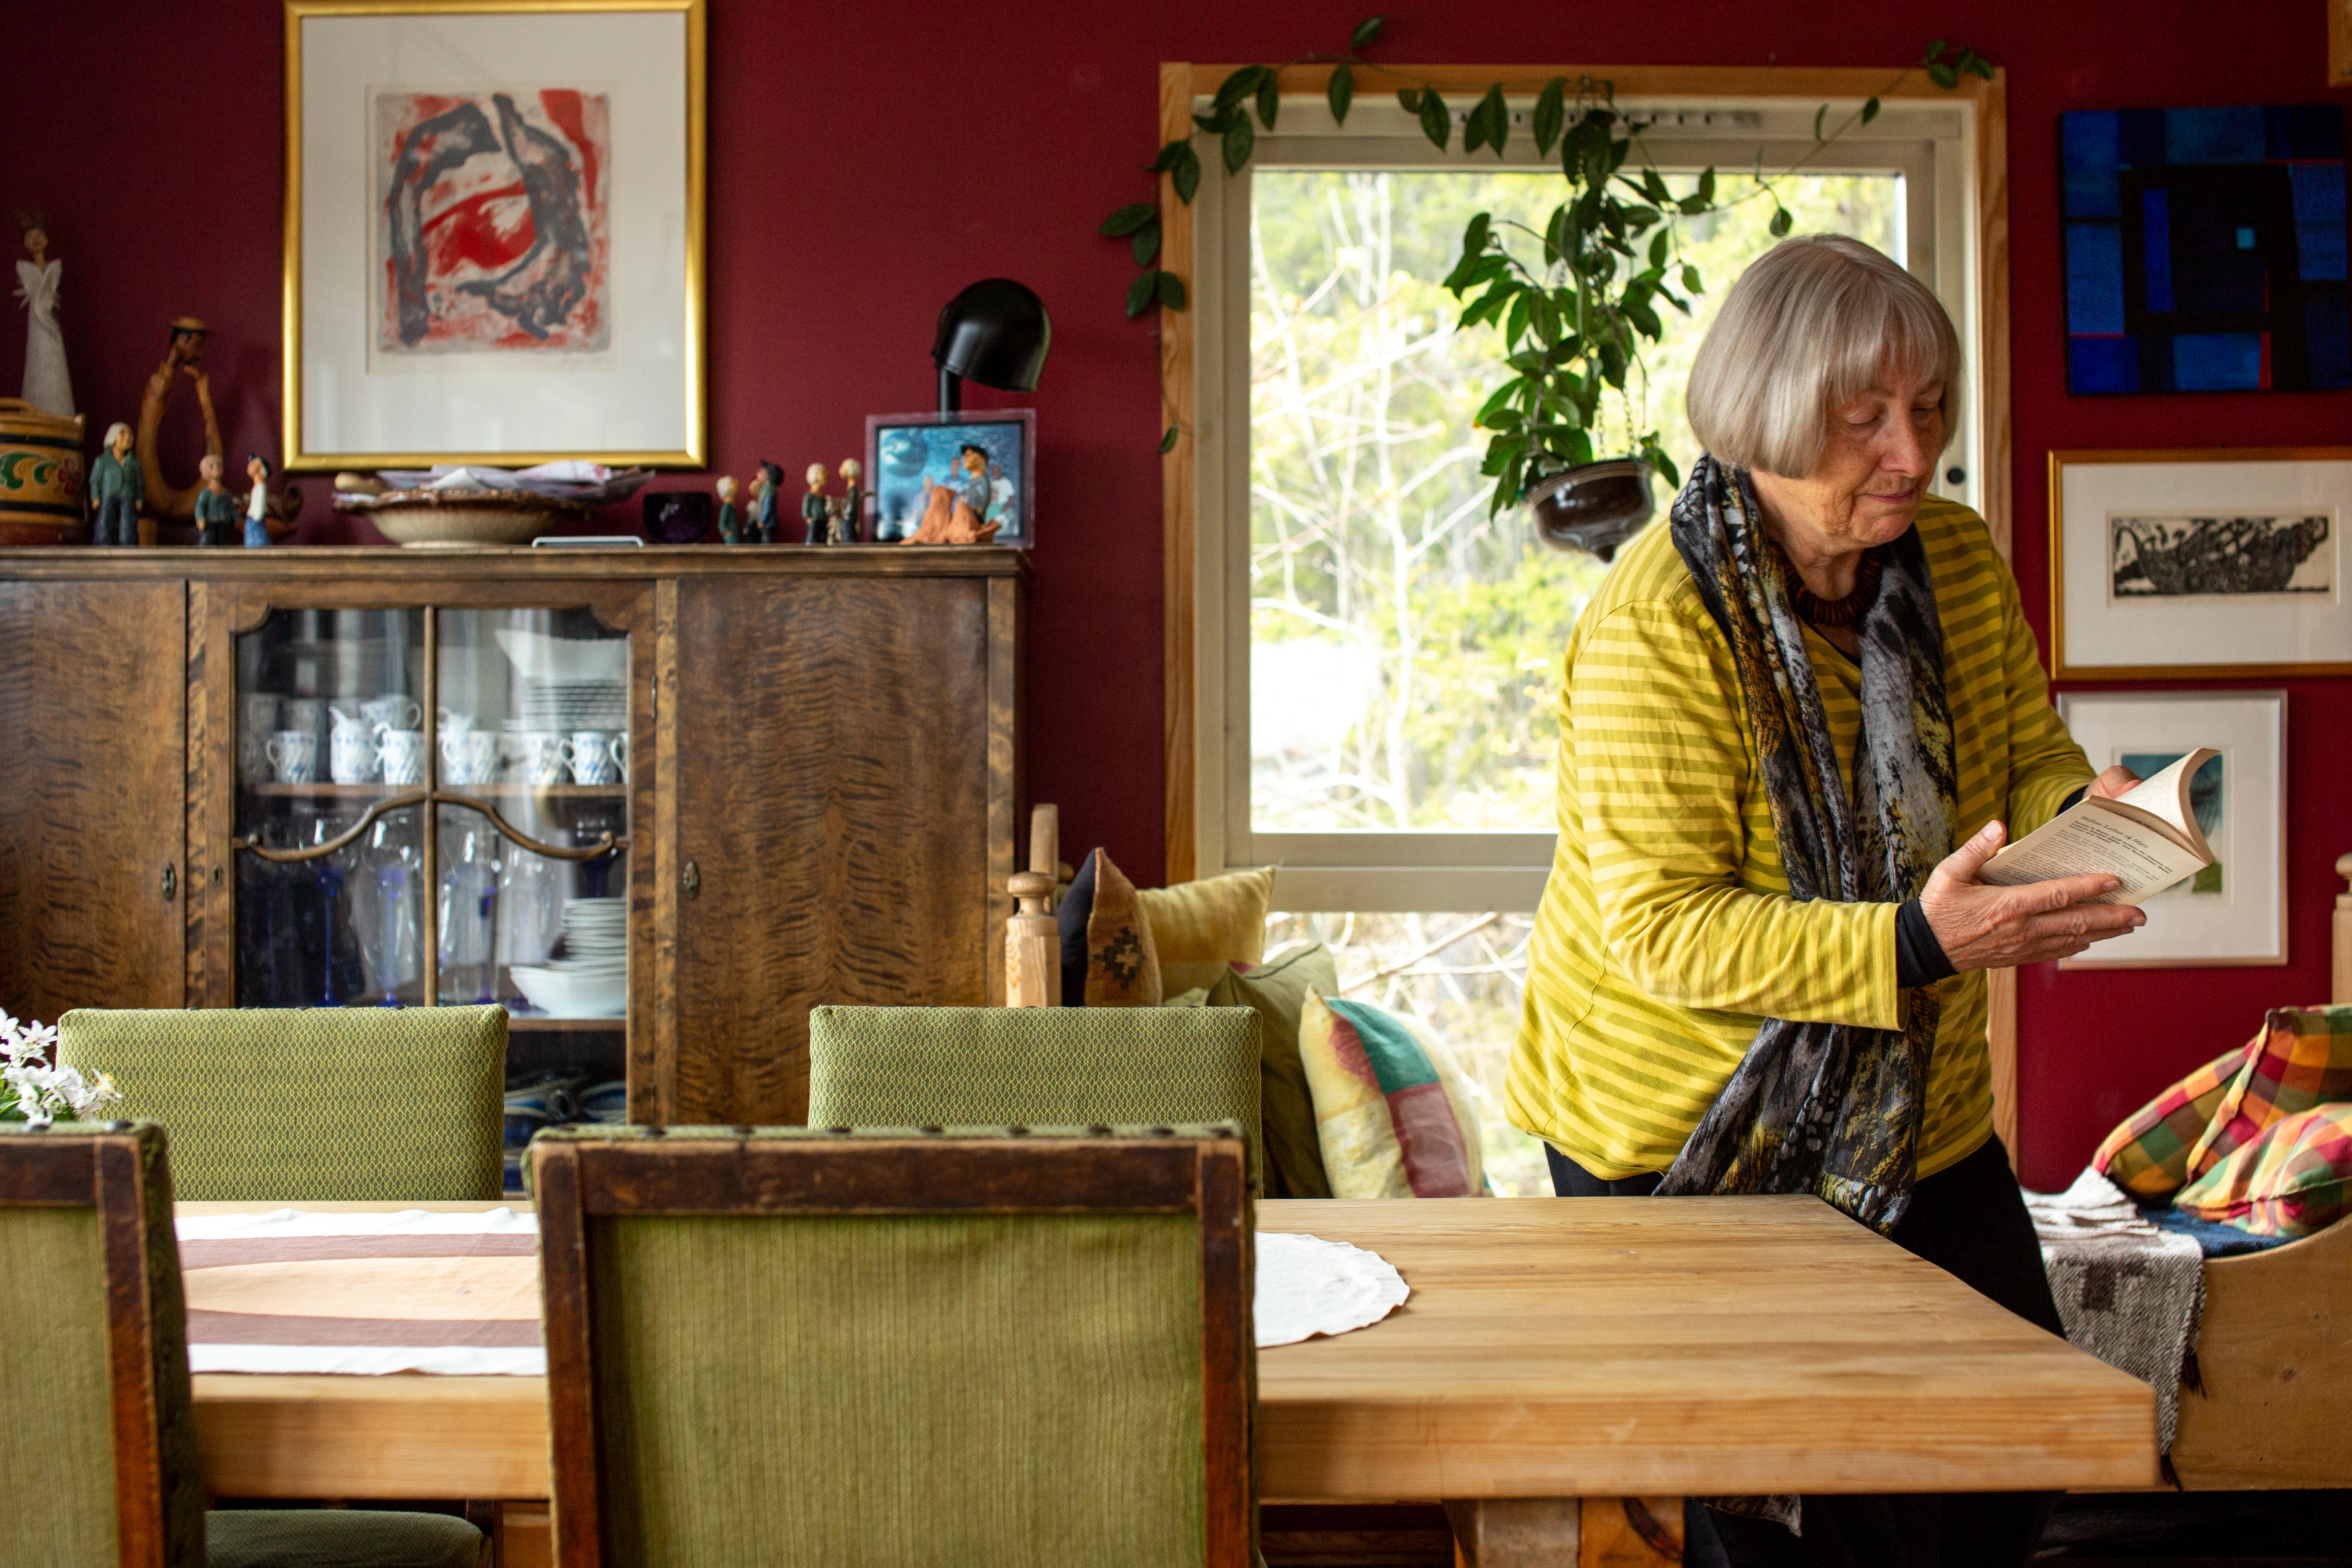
184, 1194, 2156, 1566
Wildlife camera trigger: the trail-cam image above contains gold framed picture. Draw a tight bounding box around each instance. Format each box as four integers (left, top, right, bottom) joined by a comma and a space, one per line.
282, 0, 706, 471
2048, 448, 2352, 680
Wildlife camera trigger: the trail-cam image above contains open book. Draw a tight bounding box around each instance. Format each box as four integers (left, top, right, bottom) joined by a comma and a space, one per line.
1978, 748, 2218, 904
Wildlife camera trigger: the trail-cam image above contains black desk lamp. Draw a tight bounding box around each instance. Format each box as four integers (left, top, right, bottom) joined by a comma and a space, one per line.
934, 278, 1051, 414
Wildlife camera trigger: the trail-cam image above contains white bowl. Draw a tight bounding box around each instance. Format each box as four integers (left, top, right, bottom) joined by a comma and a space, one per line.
510, 964, 626, 1018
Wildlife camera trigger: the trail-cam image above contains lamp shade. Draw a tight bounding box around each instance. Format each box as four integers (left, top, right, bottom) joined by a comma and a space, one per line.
933, 279, 1051, 394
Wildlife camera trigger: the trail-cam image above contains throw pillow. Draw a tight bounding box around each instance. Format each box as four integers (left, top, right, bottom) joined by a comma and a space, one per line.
1081, 848, 1161, 1007
1053, 849, 1100, 1007
2185, 1005, 2352, 1182
2091, 1039, 2253, 1199
2174, 1101, 2352, 1238
1139, 867, 1276, 996
1298, 988, 1485, 1199
1208, 944, 1339, 1200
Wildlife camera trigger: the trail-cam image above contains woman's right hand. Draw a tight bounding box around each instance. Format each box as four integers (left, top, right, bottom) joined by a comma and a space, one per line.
1919, 819, 2147, 971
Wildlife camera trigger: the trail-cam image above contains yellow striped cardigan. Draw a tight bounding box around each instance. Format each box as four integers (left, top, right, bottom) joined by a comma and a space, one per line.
1506, 496, 2093, 1181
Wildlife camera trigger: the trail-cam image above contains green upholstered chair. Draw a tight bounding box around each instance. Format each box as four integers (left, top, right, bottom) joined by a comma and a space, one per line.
806, 1004, 1265, 1192
530, 1125, 1256, 1568
57, 1007, 507, 1201
0, 1122, 486, 1568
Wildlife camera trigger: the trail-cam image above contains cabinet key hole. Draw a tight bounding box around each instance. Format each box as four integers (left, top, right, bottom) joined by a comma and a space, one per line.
161, 864, 177, 902
683, 860, 701, 898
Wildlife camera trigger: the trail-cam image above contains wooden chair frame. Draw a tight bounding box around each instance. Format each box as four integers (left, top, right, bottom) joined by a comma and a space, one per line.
532, 1129, 1255, 1568
0, 1125, 195, 1568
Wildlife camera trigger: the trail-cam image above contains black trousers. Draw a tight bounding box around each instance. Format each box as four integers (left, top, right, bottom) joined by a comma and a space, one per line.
1547, 1137, 2064, 1568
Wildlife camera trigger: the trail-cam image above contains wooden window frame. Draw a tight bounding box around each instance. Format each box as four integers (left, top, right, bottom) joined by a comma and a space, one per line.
1154, 61, 2020, 1151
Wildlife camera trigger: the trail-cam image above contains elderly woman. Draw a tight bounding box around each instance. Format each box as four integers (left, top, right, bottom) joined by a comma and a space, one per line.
1507, 235, 2145, 1566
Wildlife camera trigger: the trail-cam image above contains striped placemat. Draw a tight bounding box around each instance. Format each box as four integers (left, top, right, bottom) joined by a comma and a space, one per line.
176, 1208, 545, 1375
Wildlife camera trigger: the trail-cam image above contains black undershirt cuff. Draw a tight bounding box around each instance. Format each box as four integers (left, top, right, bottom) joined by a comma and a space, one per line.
2059, 785, 2087, 815
1896, 898, 1956, 990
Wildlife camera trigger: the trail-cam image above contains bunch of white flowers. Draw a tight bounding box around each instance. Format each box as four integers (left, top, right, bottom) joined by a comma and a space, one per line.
0, 1013, 121, 1130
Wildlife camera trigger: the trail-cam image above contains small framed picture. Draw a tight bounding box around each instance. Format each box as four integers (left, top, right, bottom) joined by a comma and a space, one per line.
865, 411, 1035, 548
2053, 689, 2286, 969
2049, 449, 2352, 679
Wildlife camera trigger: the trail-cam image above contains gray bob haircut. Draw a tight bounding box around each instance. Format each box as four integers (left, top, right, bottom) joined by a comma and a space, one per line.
1685, 235, 1960, 478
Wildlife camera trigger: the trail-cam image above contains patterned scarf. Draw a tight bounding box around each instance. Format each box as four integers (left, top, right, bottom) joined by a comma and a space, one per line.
1655, 456, 1958, 1236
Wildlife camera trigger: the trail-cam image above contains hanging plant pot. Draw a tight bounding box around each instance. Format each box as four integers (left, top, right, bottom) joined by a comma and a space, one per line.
1526, 458, 1655, 561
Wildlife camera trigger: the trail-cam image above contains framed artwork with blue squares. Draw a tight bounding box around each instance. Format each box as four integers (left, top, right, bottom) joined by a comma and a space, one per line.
2062, 105, 2348, 393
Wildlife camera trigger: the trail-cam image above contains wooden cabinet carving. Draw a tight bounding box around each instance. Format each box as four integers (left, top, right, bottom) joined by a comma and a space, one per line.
0, 548, 1022, 1127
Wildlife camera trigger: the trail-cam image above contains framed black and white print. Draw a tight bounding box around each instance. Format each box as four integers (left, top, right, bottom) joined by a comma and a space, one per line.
2050, 449, 2352, 679
865, 411, 1035, 548
283, 0, 707, 470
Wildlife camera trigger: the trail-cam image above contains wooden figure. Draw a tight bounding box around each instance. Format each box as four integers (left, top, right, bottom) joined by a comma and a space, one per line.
242, 454, 279, 547
87, 420, 143, 547
832, 459, 863, 544
193, 453, 237, 547
801, 461, 830, 546
750, 461, 781, 544
133, 316, 223, 526
714, 474, 741, 544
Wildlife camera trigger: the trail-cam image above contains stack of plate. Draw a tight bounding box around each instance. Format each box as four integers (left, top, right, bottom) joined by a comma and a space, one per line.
509, 898, 626, 1017
515, 677, 627, 732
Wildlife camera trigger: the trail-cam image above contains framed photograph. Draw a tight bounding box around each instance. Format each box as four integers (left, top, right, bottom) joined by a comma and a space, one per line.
2049, 449, 2352, 679
2054, 690, 2286, 969
864, 411, 1035, 548
283, 0, 706, 471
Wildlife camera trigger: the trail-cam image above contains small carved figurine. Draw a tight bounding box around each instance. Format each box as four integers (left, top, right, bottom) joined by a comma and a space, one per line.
88, 420, 144, 547
714, 474, 741, 544
14, 212, 73, 419
193, 453, 237, 547
831, 459, 863, 544
242, 454, 275, 547
801, 461, 830, 546
750, 461, 782, 544
136, 316, 222, 524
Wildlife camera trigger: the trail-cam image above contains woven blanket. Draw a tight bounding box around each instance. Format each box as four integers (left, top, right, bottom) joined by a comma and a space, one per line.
2026, 1169, 2205, 1452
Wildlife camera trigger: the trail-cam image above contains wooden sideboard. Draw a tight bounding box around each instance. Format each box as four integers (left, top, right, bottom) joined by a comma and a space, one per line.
0, 545, 1023, 1125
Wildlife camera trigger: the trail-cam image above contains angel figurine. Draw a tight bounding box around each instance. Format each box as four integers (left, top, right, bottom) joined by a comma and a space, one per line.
14, 214, 74, 419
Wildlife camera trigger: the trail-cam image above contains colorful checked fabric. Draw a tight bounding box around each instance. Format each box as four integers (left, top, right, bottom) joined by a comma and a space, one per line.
2175, 1102, 2352, 1239
2092, 1040, 2254, 1199
1298, 990, 1486, 1199
2185, 1006, 2352, 1182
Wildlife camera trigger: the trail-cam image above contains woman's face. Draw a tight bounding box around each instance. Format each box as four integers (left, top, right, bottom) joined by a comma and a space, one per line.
1756, 370, 1945, 556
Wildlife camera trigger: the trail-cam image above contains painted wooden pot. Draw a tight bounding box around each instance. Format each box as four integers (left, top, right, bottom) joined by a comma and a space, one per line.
0, 399, 87, 544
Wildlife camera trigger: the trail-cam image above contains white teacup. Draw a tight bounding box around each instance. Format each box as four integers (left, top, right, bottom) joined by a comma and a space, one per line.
237, 730, 271, 787
380, 728, 428, 787
438, 708, 476, 737
266, 729, 319, 785
329, 718, 383, 784
512, 730, 567, 786
562, 730, 624, 786
362, 694, 421, 732
440, 728, 500, 787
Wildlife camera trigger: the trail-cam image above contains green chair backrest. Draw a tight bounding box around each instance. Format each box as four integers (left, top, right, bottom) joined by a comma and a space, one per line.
807, 1005, 1264, 1192
59, 1007, 507, 1201
531, 1126, 1255, 1568
0, 1124, 205, 1568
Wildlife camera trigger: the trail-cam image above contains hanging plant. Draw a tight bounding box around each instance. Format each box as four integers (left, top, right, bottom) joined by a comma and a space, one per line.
1103, 24, 1993, 528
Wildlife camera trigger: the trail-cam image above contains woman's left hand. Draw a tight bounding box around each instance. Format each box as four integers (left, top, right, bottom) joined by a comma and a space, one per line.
2085, 765, 2141, 802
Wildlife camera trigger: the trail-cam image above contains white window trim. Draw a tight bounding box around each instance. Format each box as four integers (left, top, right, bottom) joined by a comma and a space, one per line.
1189, 92, 1987, 913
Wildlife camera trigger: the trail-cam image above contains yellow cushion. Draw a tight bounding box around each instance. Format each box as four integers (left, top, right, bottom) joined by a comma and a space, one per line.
1139, 867, 1274, 996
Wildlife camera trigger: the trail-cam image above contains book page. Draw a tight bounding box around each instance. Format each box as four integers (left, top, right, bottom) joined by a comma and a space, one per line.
1980, 807, 2206, 903
2110, 751, 2202, 838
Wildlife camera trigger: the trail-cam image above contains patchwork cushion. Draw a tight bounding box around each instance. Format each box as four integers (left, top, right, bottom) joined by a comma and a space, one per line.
1298, 990, 1485, 1199
1207, 945, 1338, 1200
1083, 851, 1162, 1007
2185, 1006, 2352, 1182
2092, 1040, 2253, 1199
1139, 867, 1275, 997
2174, 1102, 2352, 1239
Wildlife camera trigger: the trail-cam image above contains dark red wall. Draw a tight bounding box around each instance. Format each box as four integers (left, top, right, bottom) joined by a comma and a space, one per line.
3, 0, 2340, 1182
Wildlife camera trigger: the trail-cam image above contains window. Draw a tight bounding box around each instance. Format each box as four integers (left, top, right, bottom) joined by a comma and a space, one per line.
1183, 88, 1989, 1194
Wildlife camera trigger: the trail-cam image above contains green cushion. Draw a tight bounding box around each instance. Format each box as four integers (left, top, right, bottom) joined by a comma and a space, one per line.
1208, 945, 1338, 1200
0, 1203, 118, 1565
588, 1210, 1207, 1568
59, 1007, 507, 1201
205, 1511, 486, 1568
807, 1005, 1263, 1192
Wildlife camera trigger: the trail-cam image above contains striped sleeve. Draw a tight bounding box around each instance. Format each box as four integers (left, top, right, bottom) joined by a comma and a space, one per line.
1571, 601, 1902, 1030
1992, 565, 2093, 837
